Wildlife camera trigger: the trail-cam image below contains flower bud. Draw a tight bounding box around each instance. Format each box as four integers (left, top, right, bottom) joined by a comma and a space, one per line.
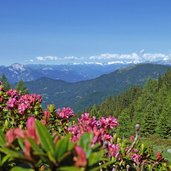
48, 104, 56, 113
141, 143, 145, 154
135, 124, 140, 132
117, 137, 121, 144
148, 164, 152, 170
34, 110, 39, 115
113, 134, 117, 143
4, 120, 9, 128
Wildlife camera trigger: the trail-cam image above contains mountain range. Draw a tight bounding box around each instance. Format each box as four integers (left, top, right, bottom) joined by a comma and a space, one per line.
25, 63, 171, 111
0, 63, 128, 83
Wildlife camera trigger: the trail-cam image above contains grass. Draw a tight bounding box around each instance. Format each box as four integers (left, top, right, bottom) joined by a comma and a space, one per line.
140, 135, 171, 163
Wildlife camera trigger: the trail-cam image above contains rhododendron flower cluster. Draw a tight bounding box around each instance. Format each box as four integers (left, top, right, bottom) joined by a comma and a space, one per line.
68, 113, 120, 158
7, 89, 19, 97
68, 113, 118, 143
97, 116, 118, 129
18, 94, 42, 114
131, 153, 141, 165
5, 90, 42, 114
108, 143, 120, 158
57, 107, 75, 119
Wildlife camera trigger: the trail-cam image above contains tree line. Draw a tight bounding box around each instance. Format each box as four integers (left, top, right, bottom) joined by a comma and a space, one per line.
87, 70, 171, 138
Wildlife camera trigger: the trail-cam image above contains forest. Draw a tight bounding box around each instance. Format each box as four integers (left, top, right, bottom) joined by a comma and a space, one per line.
88, 70, 171, 139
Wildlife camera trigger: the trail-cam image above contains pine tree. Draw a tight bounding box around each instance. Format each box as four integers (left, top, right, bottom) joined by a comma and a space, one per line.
157, 113, 171, 138
141, 103, 157, 137
118, 111, 133, 138
15, 80, 29, 95
0, 74, 11, 91
156, 102, 171, 138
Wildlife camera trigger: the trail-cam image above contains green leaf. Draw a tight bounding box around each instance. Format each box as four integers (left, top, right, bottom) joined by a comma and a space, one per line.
90, 160, 114, 171
35, 121, 55, 160
1, 154, 11, 165
10, 167, 34, 171
78, 133, 93, 158
27, 138, 44, 155
55, 135, 73, 161
0, 147, 24, 159
18, 138, 24, 150
59, 166, 83, 171
0, 130, 5, 147
88, 151, 103, 166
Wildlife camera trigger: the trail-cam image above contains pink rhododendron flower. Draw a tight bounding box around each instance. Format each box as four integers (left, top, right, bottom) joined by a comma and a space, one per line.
26, 117, 39, 143
130, 135, 135, 143
78, 113, 96, 128
6, 129, 16, 145
103, 134, 113, 142
68, 125, 82, 142
108, 143, 120, 158
74, 146, 87, 167
41, 119, 46, 125
6, 128, 25, 145
24, 140, 32, 160
6, 97, 18, 108
132, 148, 138, 153
0, 96, 3, 102
17, 94, 42, 114
131, 154, 141, 165
98, 116, 118, 129
57, 107, 74, 119
43, 110, 50, 121
68, 113, 119, 146
14, 128, 25, 138
6, 89, 18, 97
92, 127, 104, 144
156, 151, 163, 161
18, 103, 28, 115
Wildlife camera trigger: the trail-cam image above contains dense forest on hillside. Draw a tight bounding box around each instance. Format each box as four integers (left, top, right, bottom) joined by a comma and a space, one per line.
88, 70, 171, 138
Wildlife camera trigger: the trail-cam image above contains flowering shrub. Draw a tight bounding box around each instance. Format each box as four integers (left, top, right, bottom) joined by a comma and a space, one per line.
0, 82, 170, 170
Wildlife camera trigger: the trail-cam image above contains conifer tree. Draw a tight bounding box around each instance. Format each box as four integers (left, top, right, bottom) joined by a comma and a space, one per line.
0, 74, 11, 91
141, 103, 157, 137
118, 111, 133, 138
15, 80, 29, 95
156, 103, 171, 138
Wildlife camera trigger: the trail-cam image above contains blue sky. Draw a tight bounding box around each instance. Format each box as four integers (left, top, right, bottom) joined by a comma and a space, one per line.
0, 0, 171, 65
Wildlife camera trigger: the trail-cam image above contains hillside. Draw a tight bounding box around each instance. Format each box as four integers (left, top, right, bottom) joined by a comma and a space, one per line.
88, 69, 171, 138
26, 63, 171, 111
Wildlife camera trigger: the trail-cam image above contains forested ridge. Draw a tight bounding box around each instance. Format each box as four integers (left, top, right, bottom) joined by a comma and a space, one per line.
88, 69, 171, 138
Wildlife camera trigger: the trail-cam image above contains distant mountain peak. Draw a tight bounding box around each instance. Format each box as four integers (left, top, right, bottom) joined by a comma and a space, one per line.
9, 63, 25, 71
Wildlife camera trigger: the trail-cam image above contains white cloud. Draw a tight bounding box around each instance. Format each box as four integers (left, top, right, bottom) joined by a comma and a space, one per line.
31, 50, 171, 65
36, 56, 58, 61
29, 59, 34, 62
